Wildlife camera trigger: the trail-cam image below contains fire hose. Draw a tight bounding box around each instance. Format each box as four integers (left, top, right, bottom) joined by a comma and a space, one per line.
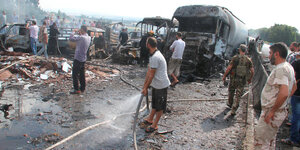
132, 94, 150, 150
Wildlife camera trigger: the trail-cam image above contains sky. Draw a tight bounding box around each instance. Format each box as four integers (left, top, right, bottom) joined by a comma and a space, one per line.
39, 0, 300, 31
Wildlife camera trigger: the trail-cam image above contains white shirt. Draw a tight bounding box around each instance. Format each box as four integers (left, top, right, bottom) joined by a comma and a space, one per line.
261, 62, 296, 109
149, 50, 171, 89
170, 39, 185, 59
29, 25, 39, 39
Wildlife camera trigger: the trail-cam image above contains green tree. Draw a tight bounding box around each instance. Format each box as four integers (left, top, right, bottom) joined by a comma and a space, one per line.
268, 24, 297, 45
250, 24, 299, 45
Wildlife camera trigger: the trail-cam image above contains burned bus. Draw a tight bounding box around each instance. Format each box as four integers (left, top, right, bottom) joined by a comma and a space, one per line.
168, 5, 248, 77
112, 17, 176, 64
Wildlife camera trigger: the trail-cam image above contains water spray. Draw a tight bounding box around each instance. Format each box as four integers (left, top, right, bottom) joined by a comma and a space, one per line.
132, 94, 144, 150
45, 62, 149, 150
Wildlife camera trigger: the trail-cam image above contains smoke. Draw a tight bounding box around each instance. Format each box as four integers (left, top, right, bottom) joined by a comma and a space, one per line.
0, 0, 47, 25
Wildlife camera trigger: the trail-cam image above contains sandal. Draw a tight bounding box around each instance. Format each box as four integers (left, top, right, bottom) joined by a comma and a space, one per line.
145, 126, 158, 133
170, 81, 179, 88
139, 120, 152, 126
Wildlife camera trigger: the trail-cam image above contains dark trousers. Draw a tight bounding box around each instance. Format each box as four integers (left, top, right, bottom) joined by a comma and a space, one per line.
48, 37, 58, 55
140, 51, 149, 66
290, 95, 300, 143
72, 59, 86, 91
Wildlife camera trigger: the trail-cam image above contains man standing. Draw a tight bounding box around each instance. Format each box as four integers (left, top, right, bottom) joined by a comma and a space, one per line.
119, 28, 128, 46
222, 44, 254, 115
11, 12, 18, 34
12, 12, 18, 24
280, 52, 300, 145
0, 11, 6, 33
37, 21, 48, 59
254, 42, 297, 149
48, 23, 60, 55
0, 11, 6, 25
286, 42, 299, 126
139, 31, 154, 67
69, 25, 91, 94
26, 20, 39, 55
94, 32, 106, 58
55, 16, 60, 28
168, 32, 185, 87
287, 42, 299, 64
31, 15, 37, 23
142, 37, 170, 133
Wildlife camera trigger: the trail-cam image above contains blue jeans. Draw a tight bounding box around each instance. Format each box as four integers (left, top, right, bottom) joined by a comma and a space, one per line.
290, 95, 300, 143
30, 37, 37, 55
37, 43, 48, 59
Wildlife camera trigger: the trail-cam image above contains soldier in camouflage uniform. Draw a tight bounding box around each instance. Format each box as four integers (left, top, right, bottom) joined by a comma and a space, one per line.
254, 42, 297, 149
222, 44, 254, 115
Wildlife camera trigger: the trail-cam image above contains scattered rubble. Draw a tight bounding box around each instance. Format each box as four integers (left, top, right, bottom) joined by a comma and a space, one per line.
0, 70, 13, 81
0, 54, 120, 90
29, 133, 64, 145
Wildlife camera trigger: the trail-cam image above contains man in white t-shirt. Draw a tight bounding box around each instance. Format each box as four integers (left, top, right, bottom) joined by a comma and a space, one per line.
26, 20, 39, 55
168, 32, 185, 88
142, 37, 170, 133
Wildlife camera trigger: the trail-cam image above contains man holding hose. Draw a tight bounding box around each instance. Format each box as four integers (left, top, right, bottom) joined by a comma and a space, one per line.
142, 37, 171, 133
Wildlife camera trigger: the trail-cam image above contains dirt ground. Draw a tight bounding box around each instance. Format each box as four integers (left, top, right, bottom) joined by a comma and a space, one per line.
0, 58, 249, 149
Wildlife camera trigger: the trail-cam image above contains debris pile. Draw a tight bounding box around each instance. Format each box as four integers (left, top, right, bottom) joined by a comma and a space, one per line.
0, 54, 71, 83
0, 52, 120, 88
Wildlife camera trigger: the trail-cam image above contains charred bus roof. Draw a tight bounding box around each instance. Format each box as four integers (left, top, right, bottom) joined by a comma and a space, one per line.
173, 5, 244, 25
136, 17, 173, 28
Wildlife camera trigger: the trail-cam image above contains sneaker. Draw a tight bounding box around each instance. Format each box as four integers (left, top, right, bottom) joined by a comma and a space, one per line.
70, 90, 81, 94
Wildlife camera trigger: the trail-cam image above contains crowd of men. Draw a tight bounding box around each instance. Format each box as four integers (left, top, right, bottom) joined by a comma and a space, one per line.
118, 28, 300, 144
2, 9, 300, 148
223, 41, 300, 149
0, 10, 105, 56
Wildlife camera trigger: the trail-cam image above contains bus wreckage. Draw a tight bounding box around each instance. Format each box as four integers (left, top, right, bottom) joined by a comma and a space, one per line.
112, 17, 175, 65
166, 5, 249, 77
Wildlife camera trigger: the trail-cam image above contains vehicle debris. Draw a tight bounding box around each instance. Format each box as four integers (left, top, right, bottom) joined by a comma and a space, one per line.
0, 3, 275, 150
167, 5, 249, 77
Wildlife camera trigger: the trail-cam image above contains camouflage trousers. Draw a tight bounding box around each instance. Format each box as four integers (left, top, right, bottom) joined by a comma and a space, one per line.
254, 108, 287, 150
228, 79, 245, 114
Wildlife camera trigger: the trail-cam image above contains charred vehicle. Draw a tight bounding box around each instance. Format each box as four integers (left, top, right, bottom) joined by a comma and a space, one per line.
112, 17, 176, 64
137, 17, 177, 52
86, 27, 107, 59
0, 23, 42, 52
61, 26, 107, 59
169, 5, 248, 77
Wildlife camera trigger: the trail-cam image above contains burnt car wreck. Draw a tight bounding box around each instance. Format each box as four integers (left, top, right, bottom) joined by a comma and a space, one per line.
112, 17, 175, 65
0, 23, 35, 52
168, 5, 249, 77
